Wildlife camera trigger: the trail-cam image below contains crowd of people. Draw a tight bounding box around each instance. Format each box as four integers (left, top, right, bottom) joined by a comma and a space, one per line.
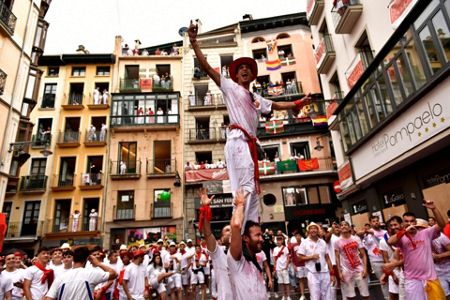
184, 159, 226, 171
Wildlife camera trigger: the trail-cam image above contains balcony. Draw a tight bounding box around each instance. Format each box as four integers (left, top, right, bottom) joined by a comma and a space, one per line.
46, 216, 102, 235
332, 0, 363, 34
110, 160, 141, 180
326, 92, 344, 119
19, 175, 47, 193
119, 79, 141, 92
61, 94, 85, 110
56, 131, 81, 148
255, 80, 304, 100
84, 129, 107, 147
5, 176, 19, 195
51, 174, 76, 191
315, 34, 336, 74
0, 68, 6, 95
186, 127, 226, 144
113, 205, 136, 221
152, 75, 173, 92
152, 202, 172, 219
79, 173, 104, 190
192, 68, 209, 80
258, 157, 337, 180
110, 113, 180, 129
87, 95, 110, 110
0, 1, 17, 35
31, 134, 51, 148
5, 221, 44, 240
187, 93, 225, 110
146, 159, 176, 178
306, 0, 324, 25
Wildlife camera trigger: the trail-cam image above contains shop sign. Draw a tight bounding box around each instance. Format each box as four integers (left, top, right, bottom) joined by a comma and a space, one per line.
338, 161, 353, 190
352, 201, 368, 214
383, 190, 405, 206
423, 168, 450, 188
388, 0, 418, 29
351, 77, 450, 180
210, 194, 233, 208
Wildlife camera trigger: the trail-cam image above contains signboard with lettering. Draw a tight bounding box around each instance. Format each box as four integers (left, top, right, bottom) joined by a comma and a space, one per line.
351, 77, 450, 180
210, 194, 234, 208
352, 201, 368, 214
423, 168, 450, 188
338, 160, 354, 190
346, 57, 364, 89
389, 0, 418, 28
383, 189, 406, 206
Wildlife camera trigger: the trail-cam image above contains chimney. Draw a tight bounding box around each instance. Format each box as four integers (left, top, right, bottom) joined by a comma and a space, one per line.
243, 14, 253, 21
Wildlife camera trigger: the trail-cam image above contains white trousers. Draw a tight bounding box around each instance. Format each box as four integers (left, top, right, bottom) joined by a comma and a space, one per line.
307, 272, 331, 300
225, 138, 259, 228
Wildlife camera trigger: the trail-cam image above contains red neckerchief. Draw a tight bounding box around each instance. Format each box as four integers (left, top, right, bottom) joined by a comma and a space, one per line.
199, 205, 212, 232
180, 249, 186, 255
34, 262, 54, 287
118, 267, 126, 285
228, 124, 260, 194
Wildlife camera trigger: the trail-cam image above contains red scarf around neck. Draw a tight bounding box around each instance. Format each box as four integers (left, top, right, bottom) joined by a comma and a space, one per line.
34, 262, 54, 287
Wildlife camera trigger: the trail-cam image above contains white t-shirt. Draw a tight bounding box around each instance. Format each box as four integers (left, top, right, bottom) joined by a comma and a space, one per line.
2, 269, 24, 300
273, 245, 290, 271
334, 235, 364, 274
45, 267, 110, 300
298, 237, 329, 273
208, 245, 233, 300
123, 263, 147, 300
363, 233, 384, 263
0, 273, 13, 299
24, 265, 49, 300
327, 234, 339, 265
50, 263, 66, 278
256, 250, 267, 270
227, 252, 266, 300
192, 253, 207, 270
220, 75, 272, 139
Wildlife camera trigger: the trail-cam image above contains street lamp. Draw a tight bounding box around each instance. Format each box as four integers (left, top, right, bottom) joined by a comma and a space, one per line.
8, 140, 53, 164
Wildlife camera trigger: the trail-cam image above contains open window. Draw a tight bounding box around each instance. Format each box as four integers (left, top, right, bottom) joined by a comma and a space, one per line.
195, 117, 210, 140
153, 140, 172, 173
252, 48, 267, 60
69, 83, 84, 104
290, 142, 310, 159
58, 157, 76, 186
195, 151, 212, 164
262, 144, 281, 161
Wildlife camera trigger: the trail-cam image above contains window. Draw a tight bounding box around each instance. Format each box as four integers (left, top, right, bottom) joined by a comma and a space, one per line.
195, 151, 212, 164
53, 199, 71, 232
30, 158, 46, 175
154, 189, 171, 218
277, 33, 290, 39
96, 66, 110, 76
82, 198, 99, 230
35, 118, 52, 146
21, 201, 40, 236
355, 31, 374, 67
262, 144, 280, 161
42, 83, 56, 108
153, 140, 172, 173
252, 37, 265, 43
69, 83, 84, 104
290, 142, 310, 159
3, 202, 12, 225
84, 156, 103, 185
58, 157, 76, 187
277, 44, 294, 59
116, 191, 135, 220
71, 67, 86, 76
282, 187, 308, 206
195, 117, 210, 140
263, 193, 277, 206
119, 142, 137, 173
48, 67, 59, 76
252, 48, 267, 60
193, 57, 207, 78
194, 84, 208, 105
63, 117, 80, 142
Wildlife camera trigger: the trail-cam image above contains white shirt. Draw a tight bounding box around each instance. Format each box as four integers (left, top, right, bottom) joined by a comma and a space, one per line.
256, 249, 267, 270
227, 252, 266, 300
24, 265, 49, 300
2, 269, 24, 300
46, 267, 109, 300
123, 263, 147, 300
273, 245, 290, 271
362, 231, 384, 262
208, 245, 233, 300
0, 273, 13, 299
192, 253, 207, 270
50, 263, 66, 277
298, 237, 329, 273
327, 234, 339, 265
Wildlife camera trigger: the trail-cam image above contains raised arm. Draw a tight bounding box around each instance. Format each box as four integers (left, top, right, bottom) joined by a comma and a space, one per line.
230, 188, 246, 261
89, 255, 118, 281
423, 199, 446, 229
271, 95, 311, 111
199, 188, 217, 252
188, 20, 220, 86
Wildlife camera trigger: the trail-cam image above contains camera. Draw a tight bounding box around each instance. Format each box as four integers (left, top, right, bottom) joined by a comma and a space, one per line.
315, 262, 321, 272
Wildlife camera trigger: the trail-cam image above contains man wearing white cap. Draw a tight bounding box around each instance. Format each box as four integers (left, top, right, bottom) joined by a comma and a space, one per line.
156, 239, 170, 265
188, 21, 310, 231
166, 241, 183, 300
176, 241, 194, 299
298, 223, 335, 300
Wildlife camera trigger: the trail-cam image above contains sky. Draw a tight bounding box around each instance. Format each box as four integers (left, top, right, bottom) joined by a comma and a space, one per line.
44, 0, 307, 54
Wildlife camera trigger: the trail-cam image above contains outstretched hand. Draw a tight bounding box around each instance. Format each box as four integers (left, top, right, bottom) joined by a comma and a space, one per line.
198, 187, 214, 206
422, 199, 436, 210
188, 20, 198, 42
234, 187, 246, 207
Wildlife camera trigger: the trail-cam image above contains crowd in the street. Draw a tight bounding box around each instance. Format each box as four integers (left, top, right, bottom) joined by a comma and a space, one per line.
1, 195, 448, 300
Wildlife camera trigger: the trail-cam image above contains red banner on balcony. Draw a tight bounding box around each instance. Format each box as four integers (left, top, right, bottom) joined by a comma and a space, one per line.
346, 58, 364, 89
326, 101, 340, 119
389, 0, 417, 28
298, 158, 319, 171
265, 120, 284, 134
0, 213, 7, 252
338, 160, 353, 190
185, 168, 229, 183
140, 78, 152, 90
259, 161, 276, 176
314, 40, 325, 65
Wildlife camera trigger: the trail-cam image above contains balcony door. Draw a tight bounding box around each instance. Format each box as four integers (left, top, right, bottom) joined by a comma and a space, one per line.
117, 191, 135, 220
59, 157, 76, 186
21, 201, 40, 236
53, 199, 71, 232
82, 198, 99, 231
153, 141, 172, 173
119, 142, 137, 173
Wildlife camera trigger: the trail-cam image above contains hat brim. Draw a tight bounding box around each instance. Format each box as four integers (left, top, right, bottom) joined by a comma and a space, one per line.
229, 57, 258, 83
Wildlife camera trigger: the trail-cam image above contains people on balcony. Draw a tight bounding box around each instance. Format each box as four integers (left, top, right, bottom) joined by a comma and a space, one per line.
334, 0, 350, 16
188, 91, 195, 106
89, 209, 98, 231
72, 210, 80, 232
155, 48, 161, 55
88, 124, 96, 141
156, 107, 164, 123
203, 90, 212, 105
120, 161, 127, 175
102, 89, 109, 104
93, 87, 100, 104
153, 73, 160, 86
170, 44, 179, 55
184, 160, 227, 171
99, 123, 107, 141
147, 107, 155, 123
137, 107, 144, 124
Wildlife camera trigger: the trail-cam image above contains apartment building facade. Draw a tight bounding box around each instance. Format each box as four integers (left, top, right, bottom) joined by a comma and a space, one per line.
104, 37, 184, 248
308, 0, 450, 227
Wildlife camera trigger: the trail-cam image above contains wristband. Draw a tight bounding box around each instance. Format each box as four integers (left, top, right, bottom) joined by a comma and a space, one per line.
198, 204, 212, 232
329, 270, 335, 276
383, 269, 392, 276
396, 228, 406, 239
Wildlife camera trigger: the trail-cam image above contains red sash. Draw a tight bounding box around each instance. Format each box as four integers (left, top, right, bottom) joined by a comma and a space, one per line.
276, 246, 286, 259
228, 124, 260, 194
